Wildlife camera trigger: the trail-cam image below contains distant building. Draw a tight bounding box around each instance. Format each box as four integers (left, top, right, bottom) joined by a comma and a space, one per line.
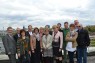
0, 30, 7, 37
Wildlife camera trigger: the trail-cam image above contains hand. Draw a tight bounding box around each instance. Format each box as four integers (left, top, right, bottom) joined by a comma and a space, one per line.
28, 51, 31, 55
59, 48, 62, 52
17, 53, 20, 57
8, 52, 11, 55
32, 50, 35, 53
41, 49, 43, 52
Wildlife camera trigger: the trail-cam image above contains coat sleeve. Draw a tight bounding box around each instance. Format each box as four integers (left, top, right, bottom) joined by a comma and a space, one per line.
30, 36, 36, 50
46, 36, 53, 48
59, 32, 63, 48
16, 39, 20, 54
85, 30, 90, 46
66, 32, 78, 42
42, 36, 46, 49
2, 36, 10, 54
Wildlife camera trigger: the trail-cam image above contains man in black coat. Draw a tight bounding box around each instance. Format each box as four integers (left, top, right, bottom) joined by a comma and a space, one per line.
76, 24, 90, 63
26, 25, 33, 37
13, 28, 21, 42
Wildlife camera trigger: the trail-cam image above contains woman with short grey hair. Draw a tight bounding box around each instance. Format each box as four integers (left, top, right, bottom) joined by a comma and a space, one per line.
42, 28, 53, 63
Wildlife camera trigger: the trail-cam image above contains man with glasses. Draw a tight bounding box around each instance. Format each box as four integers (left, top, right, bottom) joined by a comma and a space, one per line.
76, 24, 90, 63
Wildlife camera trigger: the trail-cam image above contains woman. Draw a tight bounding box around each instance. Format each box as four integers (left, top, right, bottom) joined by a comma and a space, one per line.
66, 24, 78, 63
42, 28, 53, 63
39, 27, 44, 51
30, 27, 41, 63
39, 27, 45, 63
17, 29, 31, 63
52, 25, 63, 63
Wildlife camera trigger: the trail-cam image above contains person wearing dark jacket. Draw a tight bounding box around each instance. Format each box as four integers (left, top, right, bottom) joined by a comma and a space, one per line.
26, 25, 33, 63
76, 24, 90, 63
14, 28, 21, 42
26, 25, 33, 37
57, 23, 63, 32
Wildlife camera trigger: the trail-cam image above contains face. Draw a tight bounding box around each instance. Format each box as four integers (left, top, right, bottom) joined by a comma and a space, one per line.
70, 27, 75, 31
40, 28, 44, 33
17, 28, 20, 34
57, 24, 61, 28
7, 28, 13, 35
45, 25, 49, 28
45, 30, 49, 35
54, 27, 58, 32
64, 23, 68, 28
28, 26, 32, 31
74, 20, 79, 25
35, 29, 39, 34
21, 31, 25, 37
77, 25, 82, 30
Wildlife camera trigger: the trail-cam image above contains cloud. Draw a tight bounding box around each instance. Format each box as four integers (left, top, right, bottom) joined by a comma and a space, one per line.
0, 0, 95, 30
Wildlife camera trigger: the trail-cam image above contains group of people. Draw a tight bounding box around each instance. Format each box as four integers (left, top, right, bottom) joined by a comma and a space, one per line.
2, 20, 90, 63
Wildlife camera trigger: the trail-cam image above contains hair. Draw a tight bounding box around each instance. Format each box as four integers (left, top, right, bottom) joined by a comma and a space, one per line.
33, 27, 39, 33
45, 25, 50, 28
74, 20, 78, 22
70, 24, 75, 28
7, 27, 12, 30
20, 29, 26, 37
64, 22, 68, 24
28, 25, 32, 28
44, 28, 49, 32
52, 25, 59, 29
57, 23, 61, 26
40, 27, 44, 30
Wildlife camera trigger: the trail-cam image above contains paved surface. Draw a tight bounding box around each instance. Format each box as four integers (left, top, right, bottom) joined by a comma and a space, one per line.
0, 56, 95, 63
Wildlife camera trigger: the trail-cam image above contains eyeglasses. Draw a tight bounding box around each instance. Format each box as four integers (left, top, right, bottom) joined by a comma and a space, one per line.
77, 26, 81, 27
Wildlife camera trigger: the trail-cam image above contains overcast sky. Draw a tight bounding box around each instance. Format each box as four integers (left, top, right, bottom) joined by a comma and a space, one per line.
0, 0, 95, 30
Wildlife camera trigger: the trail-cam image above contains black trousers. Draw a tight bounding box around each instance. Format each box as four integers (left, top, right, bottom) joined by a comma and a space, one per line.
30, 52, 35, 63
43, 57, 53, 63
68, 51, 75, 63
8, 54, 16, 63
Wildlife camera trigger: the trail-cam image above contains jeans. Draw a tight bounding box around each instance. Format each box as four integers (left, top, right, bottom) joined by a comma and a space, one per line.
68, 51, 75, 63
77, 47, 87, 63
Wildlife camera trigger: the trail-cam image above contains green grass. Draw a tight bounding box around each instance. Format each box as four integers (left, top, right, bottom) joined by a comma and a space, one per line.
90, 39, 95, 47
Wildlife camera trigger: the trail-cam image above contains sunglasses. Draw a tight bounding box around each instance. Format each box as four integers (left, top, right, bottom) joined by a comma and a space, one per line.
77, 26, 81, 27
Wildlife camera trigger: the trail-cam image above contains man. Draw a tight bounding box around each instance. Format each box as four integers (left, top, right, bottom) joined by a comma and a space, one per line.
76, 24, 90, 63
13, 28, 21, 63
2, 27, 16, 63
63, 22, 70, 63
26, 25, 33, 63
26, 25, 33, 37
45, 25, 52, 35
13, 28, 21, 42
57, 23, 63, 32
74, 20, 79, 31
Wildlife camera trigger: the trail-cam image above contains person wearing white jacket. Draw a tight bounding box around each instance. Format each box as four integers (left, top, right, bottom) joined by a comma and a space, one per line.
42, 28, 53, 63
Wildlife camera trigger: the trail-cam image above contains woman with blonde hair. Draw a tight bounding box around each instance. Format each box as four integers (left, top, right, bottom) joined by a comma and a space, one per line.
52, 25, 63, 63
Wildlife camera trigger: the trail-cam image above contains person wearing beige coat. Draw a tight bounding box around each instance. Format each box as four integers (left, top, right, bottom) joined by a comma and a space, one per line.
66, 24, 78, 63
42, 28, 53, 63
